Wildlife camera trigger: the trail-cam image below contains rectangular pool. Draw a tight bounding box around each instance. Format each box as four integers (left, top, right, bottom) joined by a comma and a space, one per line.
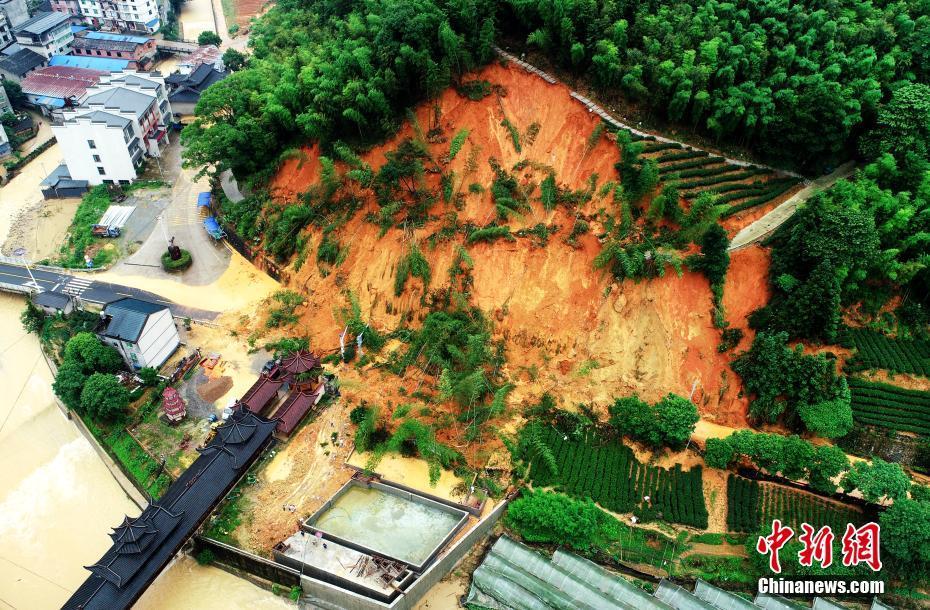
307, 481, 468, 569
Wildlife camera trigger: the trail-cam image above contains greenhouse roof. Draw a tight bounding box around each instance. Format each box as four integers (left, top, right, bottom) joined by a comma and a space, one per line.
694, 580, 759, 610
754, 593, 807, 610
551, 550, 672, 610
656, 580, 718, 610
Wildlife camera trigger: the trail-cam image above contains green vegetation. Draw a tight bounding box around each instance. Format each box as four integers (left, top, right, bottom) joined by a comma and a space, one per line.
506, 489, 619, 552
607, 393, 698, 449
726, 476, 761, 533
848, 377, 930, 435
394, 242, 432, 296
844, 328, 930, 377
522, 424, 708, 528
197, 31, 222, 46
758, 484, 863, 534
161, 249, 192, 272
706, 430, 850, 494
507, 0, 930, 169
56, 186, 118, 268
195, 549, 215, 565
182, 0, 496, 180
80, 373, 130, 421
265, 290, 305, 328
881, 497, 930, 580
732, 332, 851, 436
841, 458, 911, 503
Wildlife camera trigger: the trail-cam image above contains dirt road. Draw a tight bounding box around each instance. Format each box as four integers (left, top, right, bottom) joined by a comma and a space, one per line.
728, 162, 856, 251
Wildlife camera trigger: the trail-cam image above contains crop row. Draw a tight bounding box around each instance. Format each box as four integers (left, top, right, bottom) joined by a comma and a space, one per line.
652, 150, 709, 164
759, 484, 862, 533
848, 378, 930, 435
846, 328, 930, 377
641, 141, 682, 153
658, 157, 725, 175
726, 475, 761, 532
674, 169, 769, 190
529, 427, 708, 528
719, 181, 799, 217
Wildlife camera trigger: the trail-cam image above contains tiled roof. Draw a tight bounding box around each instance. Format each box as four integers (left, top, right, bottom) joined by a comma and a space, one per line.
19, 66, 104, 100
85, 85, 155, 117
0, 48, 46, 76
239, 373, 285, 414
63, 409, 277, 610
101, 297, 168, 343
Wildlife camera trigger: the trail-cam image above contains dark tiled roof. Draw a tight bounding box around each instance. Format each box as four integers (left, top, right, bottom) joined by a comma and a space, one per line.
101, 297, 168, 343
0, 48, 46, 77
33, 290, 71, 309
274, 383, 324, 435
63, 409, 277, 610
280, 350, 320, 375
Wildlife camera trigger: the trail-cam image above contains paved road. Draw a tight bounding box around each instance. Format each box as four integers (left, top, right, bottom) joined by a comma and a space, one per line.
0, 260, 220, 320
728, 161, 857, 251
106, 140, 234, 289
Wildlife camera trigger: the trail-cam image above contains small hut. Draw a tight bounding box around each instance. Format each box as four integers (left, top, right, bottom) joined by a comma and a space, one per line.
162, 387, 186, 423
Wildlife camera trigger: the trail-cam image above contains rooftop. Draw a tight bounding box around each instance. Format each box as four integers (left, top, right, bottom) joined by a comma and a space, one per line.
85, 85, 156, 117
33, 290, 72, 310
0, 47, 46, 76
20, 66, 105, 100
100, 297, 169, 343
62, 409, 278, 610
40, 163, 89, 190
49, 54, 130, 72
83, 31, 150, 44
73, 109, 131, 128
14, 11, 69, 36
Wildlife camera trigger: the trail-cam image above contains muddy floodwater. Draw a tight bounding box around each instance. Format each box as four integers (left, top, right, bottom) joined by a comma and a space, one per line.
0, 294, 290, 609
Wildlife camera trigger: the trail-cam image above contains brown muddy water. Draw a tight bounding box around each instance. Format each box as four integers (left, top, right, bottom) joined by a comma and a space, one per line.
0, 293, 292, 608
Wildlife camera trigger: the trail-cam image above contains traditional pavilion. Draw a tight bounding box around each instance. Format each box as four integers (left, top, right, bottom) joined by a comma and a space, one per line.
162, 386, 186, 423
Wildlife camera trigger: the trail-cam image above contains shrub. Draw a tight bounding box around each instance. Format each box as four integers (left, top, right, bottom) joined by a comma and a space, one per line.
457, 79, 492, 101
161, 249, 192, 271
609, 393, 698, 449
80, 373, 130, 420
195, 549, 215, 565
467, 225, 514, 244
506, 489, 619, 552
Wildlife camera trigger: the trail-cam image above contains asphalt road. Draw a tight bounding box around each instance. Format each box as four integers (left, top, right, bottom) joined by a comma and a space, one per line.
0, 261, 220, 320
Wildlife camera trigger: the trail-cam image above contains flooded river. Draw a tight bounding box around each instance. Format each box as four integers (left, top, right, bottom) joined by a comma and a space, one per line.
0, 293, 291, 608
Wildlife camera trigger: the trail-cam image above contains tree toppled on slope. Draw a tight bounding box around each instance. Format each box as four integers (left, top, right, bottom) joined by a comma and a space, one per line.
183, 0, 497, 181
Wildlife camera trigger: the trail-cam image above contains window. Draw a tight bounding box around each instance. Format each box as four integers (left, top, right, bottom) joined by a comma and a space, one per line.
92, 154, 101, 162
97, 166, 105, 175
87, 139, 96, 149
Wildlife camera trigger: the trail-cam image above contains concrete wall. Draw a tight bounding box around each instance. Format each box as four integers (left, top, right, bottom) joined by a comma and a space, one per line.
52, 118, 137, 184
299, 499, 509, 610
137, 308, 180, 368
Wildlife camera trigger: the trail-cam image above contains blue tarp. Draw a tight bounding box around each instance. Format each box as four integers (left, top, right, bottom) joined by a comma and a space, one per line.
197, 192, 211, 207
31, 95, 65, 108
203, 216, 225, 239
49, 55, 131, 71
146, 17, 160, 28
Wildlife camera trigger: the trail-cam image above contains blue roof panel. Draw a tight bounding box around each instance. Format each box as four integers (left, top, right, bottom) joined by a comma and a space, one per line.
49, 55, 130, 71
197, 192, 211, 207
84, 31, 150, 44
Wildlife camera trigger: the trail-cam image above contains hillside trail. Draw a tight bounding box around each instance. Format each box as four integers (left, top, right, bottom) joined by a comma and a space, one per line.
728, 161, 856, 250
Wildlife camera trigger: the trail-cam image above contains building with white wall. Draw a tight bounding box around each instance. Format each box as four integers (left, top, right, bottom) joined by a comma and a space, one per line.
0, 11, 15, 51
0, 0, 28, 28
14, 12, 74, 58
77, 0, 160, 33
97, 297, 180, 369
51, 70, 170, 185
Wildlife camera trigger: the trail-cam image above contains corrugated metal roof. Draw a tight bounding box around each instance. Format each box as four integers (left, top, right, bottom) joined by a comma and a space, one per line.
13, 11, 69, 36
20, 66, 104, 99
0, 48, 46, 76
49, 54, 130, 71
83, 31, 150, 44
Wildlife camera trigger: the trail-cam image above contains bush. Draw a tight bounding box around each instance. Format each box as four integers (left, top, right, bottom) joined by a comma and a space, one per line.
506, 489, 619, 552
197, 31, 222, 46
80, 373, 130, 420
467, 225, 514, 244
195, 549, 215, 565
608, 393, 698, 449
161, 249, 192, 271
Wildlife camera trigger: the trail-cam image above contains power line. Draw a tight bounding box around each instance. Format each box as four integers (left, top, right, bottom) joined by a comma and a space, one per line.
0, 554, 71, 593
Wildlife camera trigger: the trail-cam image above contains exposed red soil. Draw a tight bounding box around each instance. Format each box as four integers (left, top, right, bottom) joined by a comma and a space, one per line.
719, 185, 801, 234
232, 0, 268, 26
265, 63, 769, 455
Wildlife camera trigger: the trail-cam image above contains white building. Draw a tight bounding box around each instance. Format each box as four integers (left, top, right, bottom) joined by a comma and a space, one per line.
51, 71, 171, 185
0, 11, 14, 51
77, 0, 160, 33
97, 297, 180, 369
0, 0, 29, 28
13, 12, 73, 58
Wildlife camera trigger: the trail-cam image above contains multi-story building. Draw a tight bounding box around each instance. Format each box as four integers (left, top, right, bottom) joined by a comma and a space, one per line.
51, 71, 171, 185
0, 82, 11, 114
70, 30, 155, 69
77, 0, 160, 33
0, 11, 15, 51
14, 12, 74, 58
0, 47, 47, 82
0, 0, 29, 28
48, 0, 82, 23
